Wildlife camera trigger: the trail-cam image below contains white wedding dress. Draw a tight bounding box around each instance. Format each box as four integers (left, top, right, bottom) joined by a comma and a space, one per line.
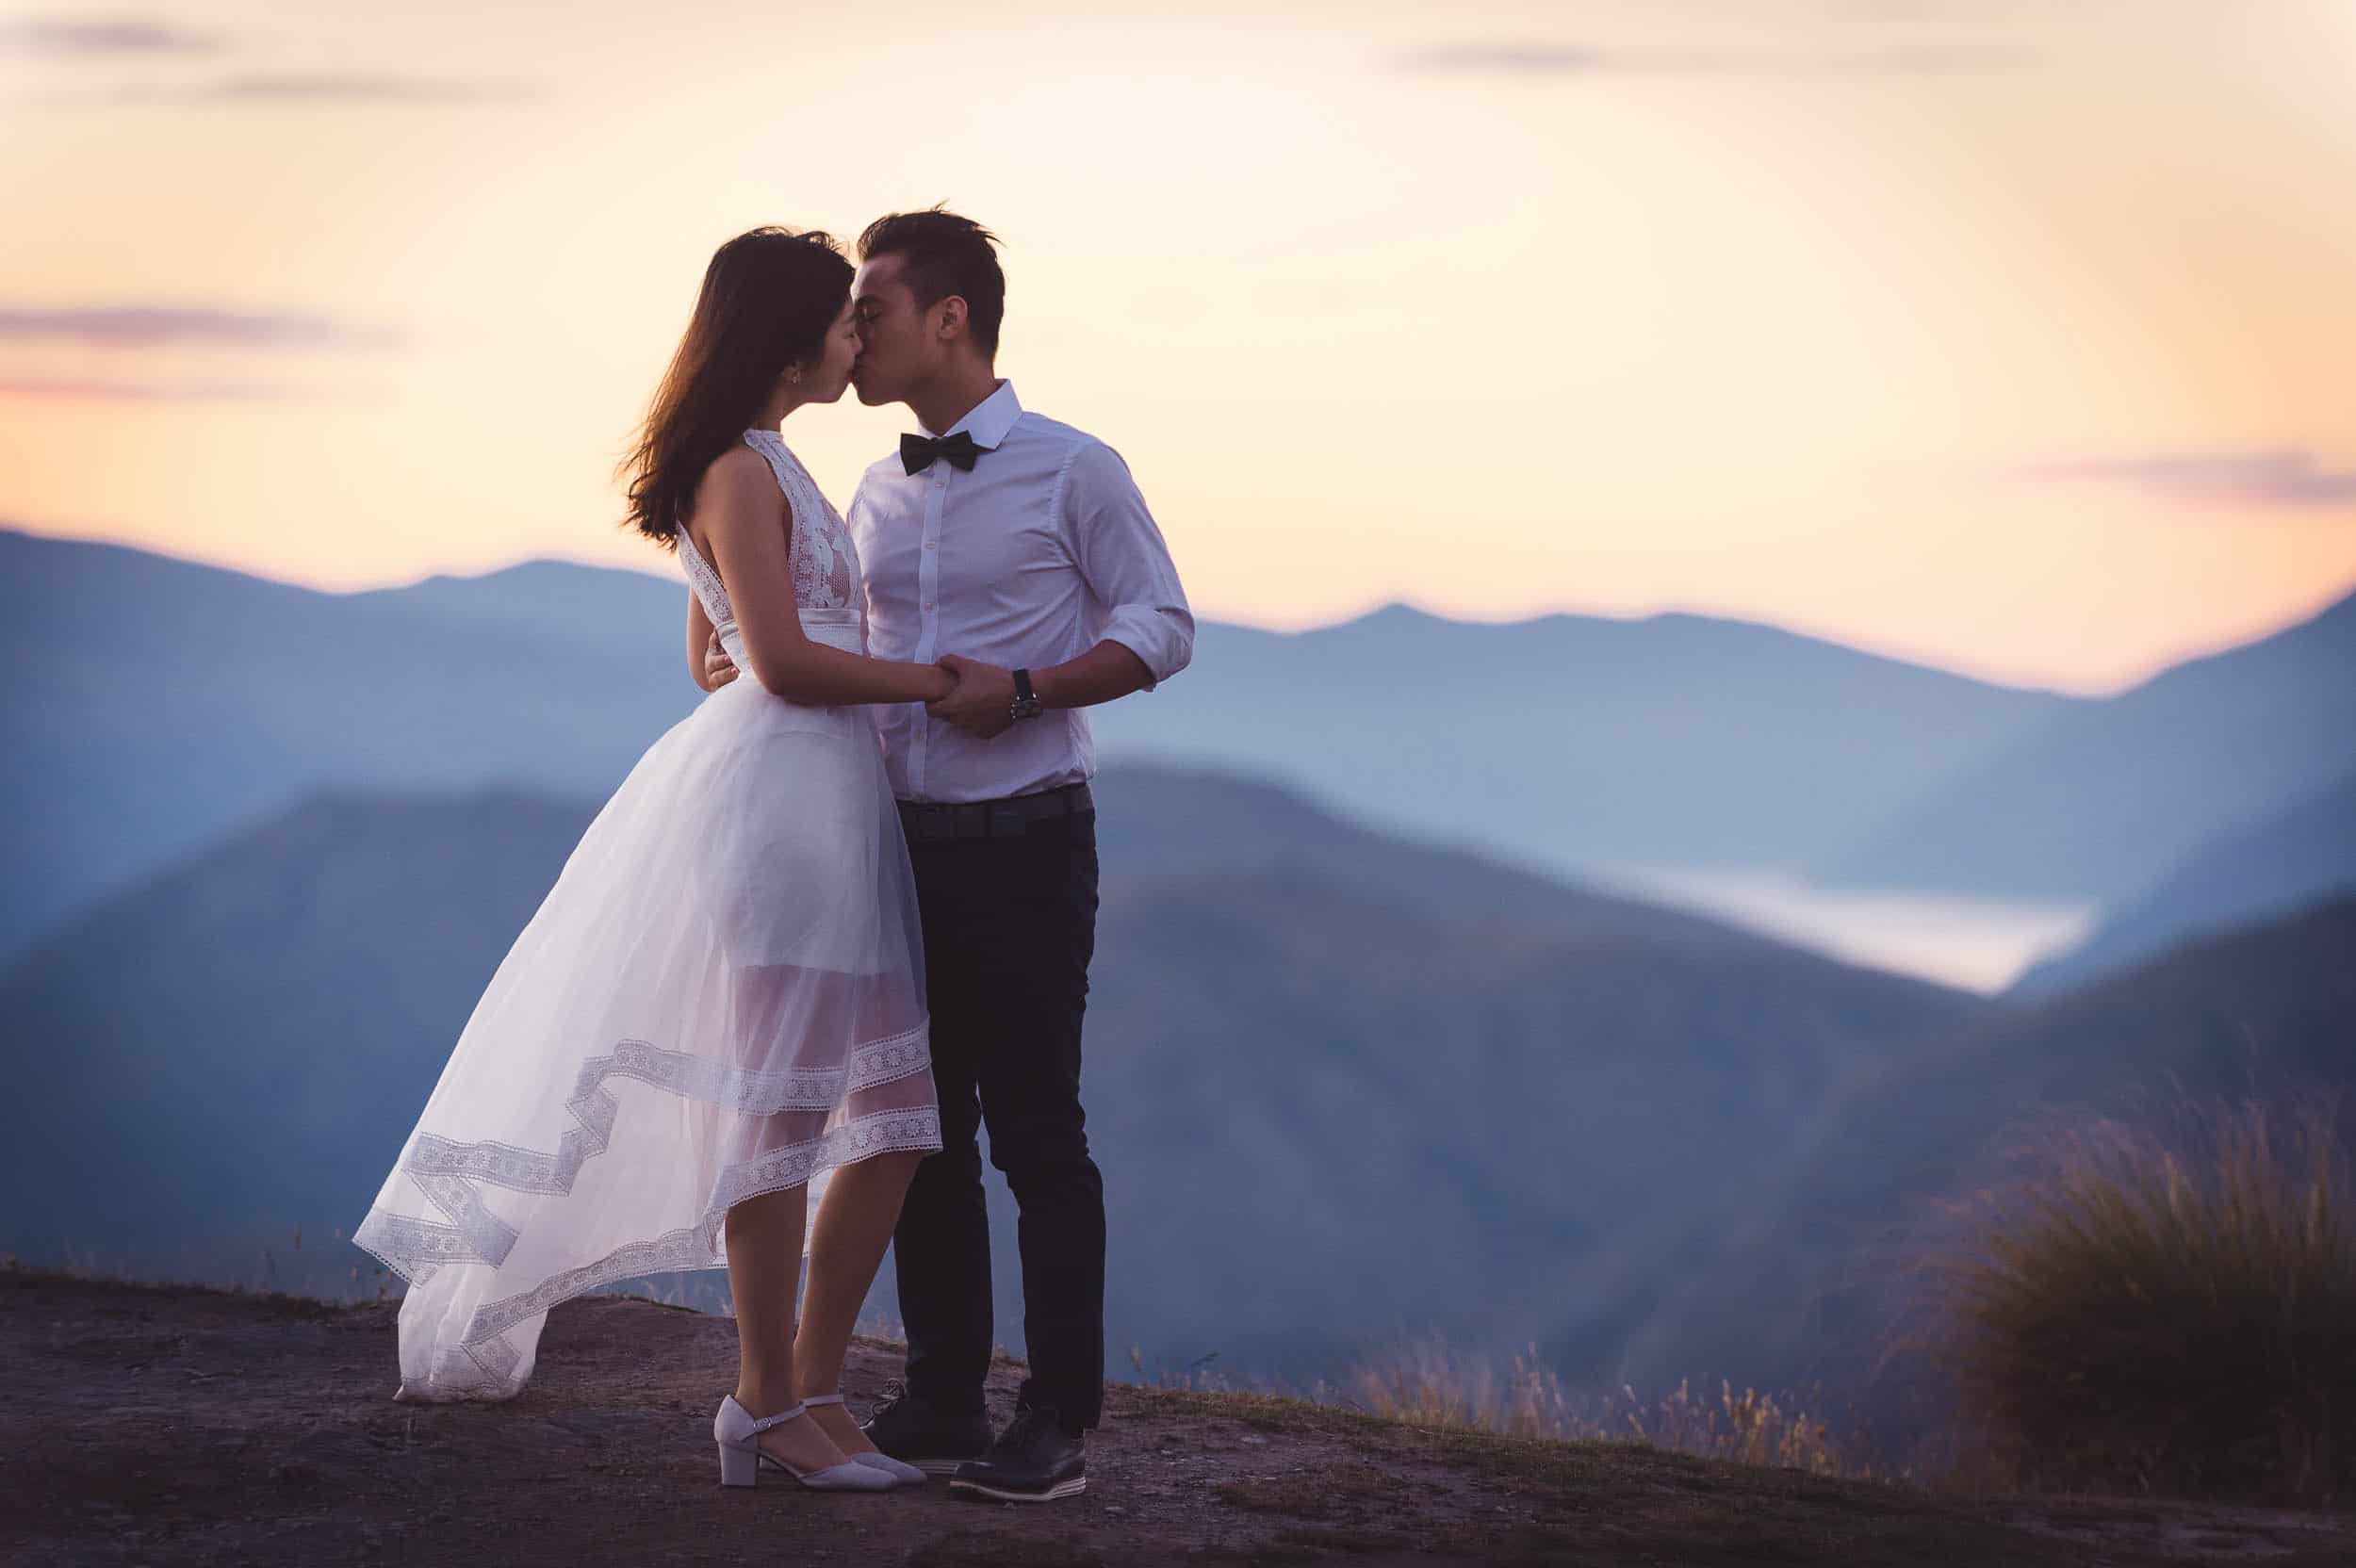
355, 429, 941, 1402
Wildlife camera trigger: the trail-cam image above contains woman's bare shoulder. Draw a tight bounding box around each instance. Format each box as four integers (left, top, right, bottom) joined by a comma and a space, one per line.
701, 441, 775, 490
694, 444, 788, 521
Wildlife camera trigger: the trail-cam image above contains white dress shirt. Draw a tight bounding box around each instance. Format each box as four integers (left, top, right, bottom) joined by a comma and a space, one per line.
849, 380, 1193, 804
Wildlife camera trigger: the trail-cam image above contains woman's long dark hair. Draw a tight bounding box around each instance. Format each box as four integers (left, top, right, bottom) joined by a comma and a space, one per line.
620, 226, 853, 547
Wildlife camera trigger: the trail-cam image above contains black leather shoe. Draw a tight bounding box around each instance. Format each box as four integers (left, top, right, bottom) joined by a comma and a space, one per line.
859, 1380, 990, 1477
948, 1403, 1087, 1503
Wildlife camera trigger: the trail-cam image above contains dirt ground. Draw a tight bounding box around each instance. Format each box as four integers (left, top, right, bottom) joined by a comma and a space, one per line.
4, 1266, 2348, 1567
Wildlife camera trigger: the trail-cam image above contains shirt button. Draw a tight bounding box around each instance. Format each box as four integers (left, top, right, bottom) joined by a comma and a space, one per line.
924, 602, 936, 612
924, 541, 936, 550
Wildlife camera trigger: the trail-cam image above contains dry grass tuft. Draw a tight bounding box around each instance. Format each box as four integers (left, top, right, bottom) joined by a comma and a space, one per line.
1125, 1336, 1874, 1478
1917, 1093, 2355, 1506
1342, 1336, 1863, 1477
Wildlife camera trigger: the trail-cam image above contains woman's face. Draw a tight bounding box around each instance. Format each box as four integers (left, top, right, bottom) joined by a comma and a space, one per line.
799, 295, 861, 403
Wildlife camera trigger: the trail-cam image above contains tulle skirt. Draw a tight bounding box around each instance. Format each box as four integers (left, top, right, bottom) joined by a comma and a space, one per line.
354, 631, 940, 1402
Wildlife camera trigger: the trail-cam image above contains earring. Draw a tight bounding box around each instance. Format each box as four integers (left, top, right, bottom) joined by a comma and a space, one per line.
787, 367, 802, 384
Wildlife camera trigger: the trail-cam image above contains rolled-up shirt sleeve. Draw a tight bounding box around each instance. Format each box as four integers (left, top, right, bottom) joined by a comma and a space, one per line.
1061, 440, 1194, 689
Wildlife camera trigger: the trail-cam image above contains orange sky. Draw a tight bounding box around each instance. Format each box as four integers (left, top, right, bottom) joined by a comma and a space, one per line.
4, 0, 2353, 694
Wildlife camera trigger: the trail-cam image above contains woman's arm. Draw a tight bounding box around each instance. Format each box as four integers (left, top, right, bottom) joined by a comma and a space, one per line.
685, 591, 717, 693
692, 449, 954, 707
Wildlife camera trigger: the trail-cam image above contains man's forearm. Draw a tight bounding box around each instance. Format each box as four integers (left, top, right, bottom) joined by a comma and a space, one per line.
1033, 640, 1154, 710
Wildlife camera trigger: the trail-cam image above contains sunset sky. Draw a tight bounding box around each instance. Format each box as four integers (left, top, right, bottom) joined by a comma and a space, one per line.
5, 0, 2354, 693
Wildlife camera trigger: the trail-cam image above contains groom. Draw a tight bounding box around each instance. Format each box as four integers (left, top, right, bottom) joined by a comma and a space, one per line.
705, 207, 1192, 1502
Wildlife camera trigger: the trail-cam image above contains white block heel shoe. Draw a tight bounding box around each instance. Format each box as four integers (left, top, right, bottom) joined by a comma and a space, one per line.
802, 1394, 927, 1485
714, 1395, 896, 1491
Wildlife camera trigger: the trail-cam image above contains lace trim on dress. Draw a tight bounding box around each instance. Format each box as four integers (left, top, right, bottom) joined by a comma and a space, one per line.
703, 1105, 942, 1217
678, 433, 871, 659
351, 1028, 941, 1399
677, 528, 734, 643
742, 429, 860, 612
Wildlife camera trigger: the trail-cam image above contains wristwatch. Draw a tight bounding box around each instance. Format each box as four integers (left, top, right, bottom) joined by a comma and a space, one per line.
1009, 668, 1043, 723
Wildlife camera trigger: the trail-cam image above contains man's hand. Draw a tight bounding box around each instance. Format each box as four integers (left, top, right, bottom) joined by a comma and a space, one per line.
928, 654, 1018, 738
703, 629, 740, 690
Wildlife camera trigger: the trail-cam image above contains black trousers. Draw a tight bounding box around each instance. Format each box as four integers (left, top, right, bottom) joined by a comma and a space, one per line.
892, 808, 1104, 1429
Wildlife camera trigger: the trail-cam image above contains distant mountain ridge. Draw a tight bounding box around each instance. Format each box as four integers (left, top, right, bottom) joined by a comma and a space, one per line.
1, 528, 2078, 958
1090, 599, 2077, 885
0, 531, 699, 956
1822, 588, 2356, 902
12, 528, 2351, 982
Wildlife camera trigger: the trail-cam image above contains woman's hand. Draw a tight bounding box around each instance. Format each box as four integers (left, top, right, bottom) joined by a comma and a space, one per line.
929, 654, 1019, 739
704, 629, 740, 690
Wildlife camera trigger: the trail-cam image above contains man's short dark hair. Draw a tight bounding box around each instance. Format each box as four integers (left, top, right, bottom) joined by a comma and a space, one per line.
859, 207, 1006, 357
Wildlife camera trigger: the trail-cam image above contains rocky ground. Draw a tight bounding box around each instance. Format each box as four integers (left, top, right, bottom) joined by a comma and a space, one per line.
4, 1266, 2349, 1566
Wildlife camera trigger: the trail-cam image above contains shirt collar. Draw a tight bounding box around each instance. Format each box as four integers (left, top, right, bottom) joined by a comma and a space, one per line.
926, 378, 1022, 448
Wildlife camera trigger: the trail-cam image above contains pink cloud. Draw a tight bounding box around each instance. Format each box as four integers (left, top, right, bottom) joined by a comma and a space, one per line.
0, 18, 220, 54
0, 375, 290, 401
0, 306, 398, 352
2009, 449, 2356, 511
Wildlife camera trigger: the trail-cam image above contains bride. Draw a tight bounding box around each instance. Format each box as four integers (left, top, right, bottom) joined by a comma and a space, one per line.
355, 226, 952, 1493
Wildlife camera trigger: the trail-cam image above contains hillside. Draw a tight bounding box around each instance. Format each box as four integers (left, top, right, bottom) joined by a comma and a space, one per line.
0, 790, 601, 1257
1620, 898, 2356, 1402
1084, 859, 1978, 1379
0, 768, 1986, 1385
1094, 764, 1752, 948
7, 1267, 2348, 1567
2013, 770, 2356, 996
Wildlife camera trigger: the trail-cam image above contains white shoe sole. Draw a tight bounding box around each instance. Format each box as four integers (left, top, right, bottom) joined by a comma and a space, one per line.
948, 1474, 1088, 1503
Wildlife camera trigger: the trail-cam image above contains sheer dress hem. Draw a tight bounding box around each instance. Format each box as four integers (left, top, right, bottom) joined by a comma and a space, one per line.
353, 1029, 941, 1403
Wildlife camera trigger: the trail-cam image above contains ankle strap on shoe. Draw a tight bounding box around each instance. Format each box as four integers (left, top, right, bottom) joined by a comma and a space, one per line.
801, 1393, 845, 1407
746, 1402, 807, 1432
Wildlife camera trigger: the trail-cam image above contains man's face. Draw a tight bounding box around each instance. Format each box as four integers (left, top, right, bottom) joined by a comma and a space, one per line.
849, 253, 929, 408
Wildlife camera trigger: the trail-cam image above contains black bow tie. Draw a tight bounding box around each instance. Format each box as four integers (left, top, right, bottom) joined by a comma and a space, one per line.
900, 431, 988, 476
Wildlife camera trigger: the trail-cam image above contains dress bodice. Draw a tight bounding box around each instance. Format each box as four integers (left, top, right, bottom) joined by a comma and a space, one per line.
678, 430, 867, 663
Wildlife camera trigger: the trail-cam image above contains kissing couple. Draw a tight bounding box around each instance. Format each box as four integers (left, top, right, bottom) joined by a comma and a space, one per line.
354, 208, 1194, 1506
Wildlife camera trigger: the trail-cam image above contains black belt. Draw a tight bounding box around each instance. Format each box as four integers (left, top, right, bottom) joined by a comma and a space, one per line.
898, 782, 1093, 843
